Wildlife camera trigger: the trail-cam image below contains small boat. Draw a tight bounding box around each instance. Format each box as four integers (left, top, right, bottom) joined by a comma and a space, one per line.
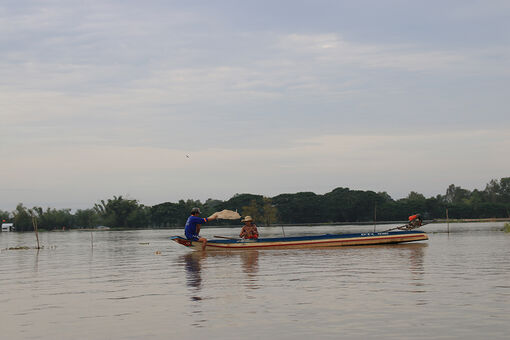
170, 230, 428, 251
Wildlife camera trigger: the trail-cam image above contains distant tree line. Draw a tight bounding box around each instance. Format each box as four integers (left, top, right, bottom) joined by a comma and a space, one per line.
1, 177, 509, 231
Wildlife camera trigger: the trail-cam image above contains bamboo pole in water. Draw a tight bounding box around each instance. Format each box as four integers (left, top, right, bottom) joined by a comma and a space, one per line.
446, 208, 450, 234
32, 215, 40, 249
373, 202, 377, 232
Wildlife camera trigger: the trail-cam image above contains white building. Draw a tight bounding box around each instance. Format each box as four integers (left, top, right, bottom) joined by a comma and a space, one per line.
1, 223, 14, 232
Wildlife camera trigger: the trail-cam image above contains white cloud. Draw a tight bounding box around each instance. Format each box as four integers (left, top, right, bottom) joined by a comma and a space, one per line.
1, 128, 508, 209
276, 33, 468, 72
1, 1, 509, 209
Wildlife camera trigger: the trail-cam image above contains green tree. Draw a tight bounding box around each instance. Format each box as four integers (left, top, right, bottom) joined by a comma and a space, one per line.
150, 202, 182, 228
499, 177, 510, 203
74, 208, 101, 228
445, 184, 471, 204
241, 200, 262, 223
484, 179, 501, 203
12, 203, 32, 231
222, 193, 263, 211
240, 197, 278, 226
94, 196, 147, 228
261, 197, 278, 226
272, 192, 322, 223
407, 191, 426, 201
401, 191, 428, 217
204, 198, 223, 212
322, 188, 382, 222
31, 207, 73, 230
6, 176, 510, 231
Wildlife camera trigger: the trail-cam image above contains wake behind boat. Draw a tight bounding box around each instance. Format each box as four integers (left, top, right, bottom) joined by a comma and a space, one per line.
170, 230, 428, 251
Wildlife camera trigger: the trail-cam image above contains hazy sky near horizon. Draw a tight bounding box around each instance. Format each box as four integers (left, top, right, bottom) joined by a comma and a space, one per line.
1, 0, 509, 210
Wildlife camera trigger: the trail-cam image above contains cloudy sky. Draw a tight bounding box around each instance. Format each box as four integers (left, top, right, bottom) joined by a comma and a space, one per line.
1, 0, 509, 210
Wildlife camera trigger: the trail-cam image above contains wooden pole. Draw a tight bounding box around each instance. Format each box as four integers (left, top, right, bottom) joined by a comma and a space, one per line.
446, 208, 450, 234
32, 215, 40, 249
373, 202, 377, 232
214, 235, 238, 240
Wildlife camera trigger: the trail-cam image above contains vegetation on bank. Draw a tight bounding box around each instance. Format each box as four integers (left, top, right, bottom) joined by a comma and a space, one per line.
1, 177, 509, 231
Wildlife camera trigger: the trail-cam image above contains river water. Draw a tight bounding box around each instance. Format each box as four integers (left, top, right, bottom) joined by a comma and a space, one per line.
1, 223, 509, 339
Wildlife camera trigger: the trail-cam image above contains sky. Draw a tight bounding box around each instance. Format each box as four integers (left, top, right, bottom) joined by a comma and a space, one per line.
1, 0, 509, 210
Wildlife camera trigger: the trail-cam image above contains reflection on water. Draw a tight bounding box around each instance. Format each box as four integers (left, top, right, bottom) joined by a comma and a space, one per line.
1, 229, 510, 340
33, 248, 40, 274
179, 250, 261, 328
395, 242, 426, 274
393, 243, 427, 300
181, 250, 261, 301
182, 252, 204, 299
240, 250, 259, 274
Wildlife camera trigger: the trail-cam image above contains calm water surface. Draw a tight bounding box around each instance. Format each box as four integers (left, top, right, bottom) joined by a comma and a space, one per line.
1, 223, 509, 339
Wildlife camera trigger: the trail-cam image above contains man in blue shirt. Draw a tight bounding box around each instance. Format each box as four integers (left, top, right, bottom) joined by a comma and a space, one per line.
185, 207, 218, 250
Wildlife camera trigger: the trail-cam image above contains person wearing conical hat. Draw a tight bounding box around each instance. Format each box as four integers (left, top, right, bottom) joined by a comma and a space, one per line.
239, 216, 259, 240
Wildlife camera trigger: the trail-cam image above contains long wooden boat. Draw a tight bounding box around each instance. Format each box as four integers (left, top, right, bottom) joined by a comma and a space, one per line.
170, 230, 428, 251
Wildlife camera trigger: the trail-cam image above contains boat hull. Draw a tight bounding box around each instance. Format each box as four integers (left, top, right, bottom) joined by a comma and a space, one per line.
170, 231, 428, 251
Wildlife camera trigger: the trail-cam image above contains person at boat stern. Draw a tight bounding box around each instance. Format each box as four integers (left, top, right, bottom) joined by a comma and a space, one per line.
185, 207, 218, 250
408, 214, 423, 228
239, 216, 259, 239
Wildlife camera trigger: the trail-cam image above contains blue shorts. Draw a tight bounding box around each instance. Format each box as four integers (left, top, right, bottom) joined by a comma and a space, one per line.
185, 233, 200, 241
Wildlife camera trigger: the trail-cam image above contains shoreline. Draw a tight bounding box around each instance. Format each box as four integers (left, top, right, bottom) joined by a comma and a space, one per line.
3, 218, 509, 232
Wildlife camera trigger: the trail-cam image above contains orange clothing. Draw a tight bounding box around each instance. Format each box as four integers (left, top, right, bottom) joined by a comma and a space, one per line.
408, 214, 422, 227
240, 223, 259, 239
409, 214, 419, 221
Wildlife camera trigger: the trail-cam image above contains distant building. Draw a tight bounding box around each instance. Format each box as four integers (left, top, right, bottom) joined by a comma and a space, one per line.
1, 223, 14, 232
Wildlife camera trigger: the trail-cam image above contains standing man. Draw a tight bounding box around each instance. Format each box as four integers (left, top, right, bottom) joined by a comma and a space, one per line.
185, 207, 218, 250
